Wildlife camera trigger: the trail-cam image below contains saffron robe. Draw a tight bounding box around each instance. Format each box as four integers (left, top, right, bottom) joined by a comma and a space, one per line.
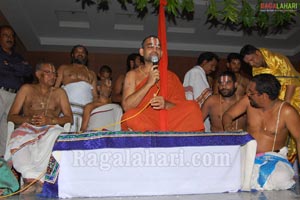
121, 71, 204, 132
253, 48, 300, 112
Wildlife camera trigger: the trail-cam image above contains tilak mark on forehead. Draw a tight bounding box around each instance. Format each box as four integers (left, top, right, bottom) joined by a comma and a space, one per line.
220, 76, 230, 83
150, 37, 160, 46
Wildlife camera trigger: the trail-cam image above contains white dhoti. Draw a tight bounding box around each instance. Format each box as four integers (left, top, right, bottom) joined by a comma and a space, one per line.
7, 123, 64, 181
251, 147, 295, 190
87, 104, 123, 131
62, 81, 93, 132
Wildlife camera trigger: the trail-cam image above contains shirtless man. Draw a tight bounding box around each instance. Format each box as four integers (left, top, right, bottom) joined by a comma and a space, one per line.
222, 74, 300, 190
7, 62, 72, 193
202, 71, 246, 132
112, 53, 141, 104
213, 53, 250, 96
81, 78, 112, 131
55, 45, 97, 131
97, 65, 112, 96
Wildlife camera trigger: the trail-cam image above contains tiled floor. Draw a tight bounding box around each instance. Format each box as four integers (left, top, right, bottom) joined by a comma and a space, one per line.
4, 180, 300, 200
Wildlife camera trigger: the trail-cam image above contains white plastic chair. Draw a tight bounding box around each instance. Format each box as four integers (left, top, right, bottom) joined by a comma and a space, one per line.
87, 103, 123, 131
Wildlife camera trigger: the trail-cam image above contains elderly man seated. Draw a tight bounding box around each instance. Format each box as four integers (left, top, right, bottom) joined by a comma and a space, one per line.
7, 62, 72, 193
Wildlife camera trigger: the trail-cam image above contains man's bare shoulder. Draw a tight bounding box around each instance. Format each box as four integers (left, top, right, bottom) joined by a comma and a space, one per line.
282, 101, 299, 116
18, 84, 36, 93
84, 101, 103, 113
89, 70, 97, 78
232, 95, 251, 110
125, 69, 137, 80
206, 94, 219, 103
51, 87, 68, 96
57, 64, 72, 71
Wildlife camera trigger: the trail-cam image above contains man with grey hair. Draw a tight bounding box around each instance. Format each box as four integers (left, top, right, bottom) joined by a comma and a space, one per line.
7, 62, 72, 193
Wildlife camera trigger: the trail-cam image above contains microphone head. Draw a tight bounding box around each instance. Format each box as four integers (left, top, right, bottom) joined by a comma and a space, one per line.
151, 55, 159, 65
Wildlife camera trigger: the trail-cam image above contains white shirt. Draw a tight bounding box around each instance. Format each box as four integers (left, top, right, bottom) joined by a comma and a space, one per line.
183, 65, 210, 100
183, 65, 211, 132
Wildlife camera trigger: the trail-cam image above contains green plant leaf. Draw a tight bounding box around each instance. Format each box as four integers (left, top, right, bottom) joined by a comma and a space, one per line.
76, 0, 298, 34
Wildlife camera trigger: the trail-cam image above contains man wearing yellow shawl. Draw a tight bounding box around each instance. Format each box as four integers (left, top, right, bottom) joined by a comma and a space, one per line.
240, 44, 300, 163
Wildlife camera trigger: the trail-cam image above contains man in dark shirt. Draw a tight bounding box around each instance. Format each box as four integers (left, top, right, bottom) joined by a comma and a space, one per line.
0, 25, 33, 157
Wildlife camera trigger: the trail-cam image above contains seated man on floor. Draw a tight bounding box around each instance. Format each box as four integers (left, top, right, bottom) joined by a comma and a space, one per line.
81, 77, 122, 131
121, 35, 204, 131
223, 74, 300, 190
55, 45, 97, 131
201, 71, 246, 132
7, 62, 73, 193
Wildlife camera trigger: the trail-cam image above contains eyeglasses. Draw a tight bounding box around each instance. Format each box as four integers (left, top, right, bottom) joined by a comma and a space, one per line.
247, 91, 261, 96
40, 69, 57, 76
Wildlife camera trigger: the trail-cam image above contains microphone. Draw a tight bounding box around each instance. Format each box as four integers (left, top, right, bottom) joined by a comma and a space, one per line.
151, 55, 159, 70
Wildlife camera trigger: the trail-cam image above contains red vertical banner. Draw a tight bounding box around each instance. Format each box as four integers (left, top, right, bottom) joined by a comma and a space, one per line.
158, 0, 168, 130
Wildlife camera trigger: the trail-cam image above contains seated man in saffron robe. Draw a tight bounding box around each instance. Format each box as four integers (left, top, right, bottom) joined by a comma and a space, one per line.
121, 35, 204, 132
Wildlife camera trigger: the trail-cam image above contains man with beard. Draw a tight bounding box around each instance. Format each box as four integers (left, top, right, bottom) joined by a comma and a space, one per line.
222, 74, 300, 190
213, 53, 250, 96
55, 45, 97, 131
121, 35, 204, 131
201, 71, 246, 132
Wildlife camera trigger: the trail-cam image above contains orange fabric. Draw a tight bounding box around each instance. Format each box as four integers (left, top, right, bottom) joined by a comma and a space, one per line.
121, 71, 204, 132
158, 0, 168, 130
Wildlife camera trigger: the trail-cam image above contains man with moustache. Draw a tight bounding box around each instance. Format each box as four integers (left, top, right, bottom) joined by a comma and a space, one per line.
55, 45, 97, 131
213, 53, 250, 96
121, 35, 204, 132
202, 71, 246, 132
222, 74, 300, 190
240, 44, 300, 163
0, 25, 33, 157
183, 52, 219, 132
7, 62, 72, 193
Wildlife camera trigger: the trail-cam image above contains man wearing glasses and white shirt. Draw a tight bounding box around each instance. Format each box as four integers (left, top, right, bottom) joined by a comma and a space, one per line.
183, 52, 219, 132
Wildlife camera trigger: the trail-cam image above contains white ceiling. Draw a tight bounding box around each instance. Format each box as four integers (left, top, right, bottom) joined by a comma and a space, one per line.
1, 0, 300, 57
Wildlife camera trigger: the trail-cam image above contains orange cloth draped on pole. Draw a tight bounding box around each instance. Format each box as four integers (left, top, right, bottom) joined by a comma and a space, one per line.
121, 71, 204, 132
158, 0, 168, 130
